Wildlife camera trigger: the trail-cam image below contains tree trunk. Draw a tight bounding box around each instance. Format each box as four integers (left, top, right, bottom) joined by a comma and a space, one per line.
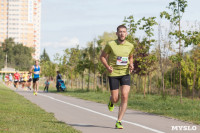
138, 75, 141, 93
149, 73, 152, 94
192, 59, 197, 100
82, 73, 84, 90
71, 74, 73, 89
94, 73, 96, 90
144, 74, 147, 98
87, 67, 90, 91
178, 4, 182, 103
171, 67, 173, 90
101, 74, 103, 90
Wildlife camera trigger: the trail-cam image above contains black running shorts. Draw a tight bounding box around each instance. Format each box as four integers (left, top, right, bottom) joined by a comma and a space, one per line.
33, 78, 39, 83
108, 74, 130, 90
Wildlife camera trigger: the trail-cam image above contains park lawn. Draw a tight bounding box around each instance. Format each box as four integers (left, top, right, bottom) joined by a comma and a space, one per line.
0, 83, 81, 133
47, 86, 200, 125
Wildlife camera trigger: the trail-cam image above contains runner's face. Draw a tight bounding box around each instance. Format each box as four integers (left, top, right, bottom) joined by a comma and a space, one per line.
116, 28, 127, 42
35, 61, 39, 65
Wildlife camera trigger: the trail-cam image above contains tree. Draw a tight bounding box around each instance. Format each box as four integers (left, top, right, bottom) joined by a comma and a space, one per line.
40, 48, 50, 62
0, 38, 33, 70
139, 17, 158, 96
160, 0, 188, 103
123, 15, 157, 97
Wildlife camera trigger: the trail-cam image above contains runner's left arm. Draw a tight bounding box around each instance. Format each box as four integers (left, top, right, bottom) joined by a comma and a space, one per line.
129, 54, 134, 73
39, 66, 41, 74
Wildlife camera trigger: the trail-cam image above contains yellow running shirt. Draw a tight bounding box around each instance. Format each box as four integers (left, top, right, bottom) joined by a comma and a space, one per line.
23, 73, 28, 81
103, 40, 134, 77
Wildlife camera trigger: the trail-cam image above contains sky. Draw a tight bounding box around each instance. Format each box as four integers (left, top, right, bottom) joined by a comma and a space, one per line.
40, 0, 200, 60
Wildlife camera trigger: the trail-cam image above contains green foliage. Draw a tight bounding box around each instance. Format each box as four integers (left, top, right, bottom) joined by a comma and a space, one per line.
40, 61, 56, 78
160, 0, 188, 25
139, 17, 158, 38
123, 15, 158, 75
40, 48, 50, 62
0, 38, 33, 70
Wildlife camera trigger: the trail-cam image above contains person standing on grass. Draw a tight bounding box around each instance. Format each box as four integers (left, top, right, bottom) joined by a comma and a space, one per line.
56, 71, 62, 92
100, 25, 134, 129
30, 60, 41, 96
44, 79, 50, 92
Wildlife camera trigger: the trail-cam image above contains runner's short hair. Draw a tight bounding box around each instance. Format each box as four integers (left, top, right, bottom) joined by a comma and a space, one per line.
117, 25, 127, 32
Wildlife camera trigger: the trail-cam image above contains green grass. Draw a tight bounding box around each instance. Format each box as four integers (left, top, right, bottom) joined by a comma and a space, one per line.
47, 86, 200, 125
0, 83, 81, 133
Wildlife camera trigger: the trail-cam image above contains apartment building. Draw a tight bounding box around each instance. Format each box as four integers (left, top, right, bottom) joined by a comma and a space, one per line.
0, 0, 41, 60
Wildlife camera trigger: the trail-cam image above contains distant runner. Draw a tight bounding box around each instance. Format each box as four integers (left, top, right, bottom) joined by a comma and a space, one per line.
8, 73, 13, 86
5, 74, 9, 86
22, 72, 28, 90
14, 71, 20, 89
30, 60, 41, 96
100, 25, 134, 129
27, 72, 32, 90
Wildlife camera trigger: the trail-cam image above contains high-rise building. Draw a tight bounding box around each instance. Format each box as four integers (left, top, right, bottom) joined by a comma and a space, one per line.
0, 0, 41, 60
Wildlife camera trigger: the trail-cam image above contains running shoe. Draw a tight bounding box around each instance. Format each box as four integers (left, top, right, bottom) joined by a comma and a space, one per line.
115, 121, 123, 129
108, 100, 114, 112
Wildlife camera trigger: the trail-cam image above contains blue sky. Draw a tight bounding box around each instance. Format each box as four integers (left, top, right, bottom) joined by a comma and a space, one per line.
41, 0, 200, 60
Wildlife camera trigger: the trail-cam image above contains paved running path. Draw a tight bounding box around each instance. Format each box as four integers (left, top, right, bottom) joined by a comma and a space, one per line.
12, 88, 200, 133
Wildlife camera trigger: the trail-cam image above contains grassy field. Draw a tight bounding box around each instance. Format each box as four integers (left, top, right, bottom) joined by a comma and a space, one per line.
46, 85, 200, 125
0, 83, 81, 133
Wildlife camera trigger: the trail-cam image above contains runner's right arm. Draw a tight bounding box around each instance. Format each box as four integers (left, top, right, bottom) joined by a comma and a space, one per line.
100, 51, 113, 73
30, 66, 34, 74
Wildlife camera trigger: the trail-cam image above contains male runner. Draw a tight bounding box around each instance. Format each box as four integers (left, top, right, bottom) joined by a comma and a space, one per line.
30, 60, 41, 96
14, 71, 20, 89
100, 25, 134, 129
27, 72, 32, 90
22, 72, 28, 90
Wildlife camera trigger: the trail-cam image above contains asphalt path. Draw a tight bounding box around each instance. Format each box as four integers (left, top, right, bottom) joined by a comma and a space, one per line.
11, 87, 200, 133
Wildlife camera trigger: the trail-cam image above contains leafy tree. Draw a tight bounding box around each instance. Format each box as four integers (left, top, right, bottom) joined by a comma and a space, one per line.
160, 0, 188, 103
40, 48, 50, 62
0, 38, 33, 70
123, 15, 157, 97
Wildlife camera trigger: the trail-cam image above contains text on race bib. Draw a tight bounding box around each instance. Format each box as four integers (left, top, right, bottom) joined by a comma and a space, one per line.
116, 56, 128, 65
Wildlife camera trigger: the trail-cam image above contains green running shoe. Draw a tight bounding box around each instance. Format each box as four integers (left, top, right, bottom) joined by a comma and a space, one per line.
115, 121, 123, 129
108, 101, 114, 112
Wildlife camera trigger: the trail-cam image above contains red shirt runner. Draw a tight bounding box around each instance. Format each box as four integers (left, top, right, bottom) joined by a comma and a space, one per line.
14, 73, 20, 81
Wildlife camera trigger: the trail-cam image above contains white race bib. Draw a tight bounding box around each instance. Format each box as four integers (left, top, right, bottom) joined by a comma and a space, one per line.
116, 56, 128, 65
35, 71, 40, 74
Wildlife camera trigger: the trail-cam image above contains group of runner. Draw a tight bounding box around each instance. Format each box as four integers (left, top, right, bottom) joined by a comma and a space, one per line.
4, 72, 32, 89
4, 60, 41, 96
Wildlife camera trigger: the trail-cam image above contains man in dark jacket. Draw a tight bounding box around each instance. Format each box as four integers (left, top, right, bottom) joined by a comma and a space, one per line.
56, 71, 62, 91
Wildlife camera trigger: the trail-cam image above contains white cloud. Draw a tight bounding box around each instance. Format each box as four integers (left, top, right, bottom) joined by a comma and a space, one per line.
42, 37, 80, 49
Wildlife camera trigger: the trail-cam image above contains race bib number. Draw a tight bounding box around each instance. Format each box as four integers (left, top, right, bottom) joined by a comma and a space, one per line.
35, 71, 40, 74
116, 56, 128, 65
